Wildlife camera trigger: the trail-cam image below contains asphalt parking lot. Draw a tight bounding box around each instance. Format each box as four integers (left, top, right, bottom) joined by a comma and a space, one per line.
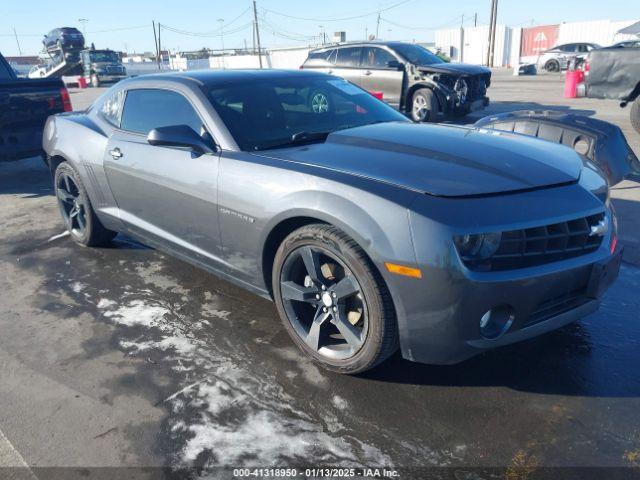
1, 69, 640, 479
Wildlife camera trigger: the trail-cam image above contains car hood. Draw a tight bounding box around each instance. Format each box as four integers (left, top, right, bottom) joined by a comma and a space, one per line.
254, 122, 584, 197
417, 63, 491, 76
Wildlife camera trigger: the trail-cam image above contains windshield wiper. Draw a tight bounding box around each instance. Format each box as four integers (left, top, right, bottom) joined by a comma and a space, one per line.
254, 130, 331, 151
290, 130, 331, 142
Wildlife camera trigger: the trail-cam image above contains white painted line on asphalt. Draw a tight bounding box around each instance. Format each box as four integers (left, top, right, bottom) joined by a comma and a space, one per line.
0, 428, 38, 479
46, 231, 70, 243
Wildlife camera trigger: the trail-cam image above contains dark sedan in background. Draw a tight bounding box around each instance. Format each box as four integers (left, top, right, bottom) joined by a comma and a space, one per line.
302, 41, 491, 122
43, 70, 620, 373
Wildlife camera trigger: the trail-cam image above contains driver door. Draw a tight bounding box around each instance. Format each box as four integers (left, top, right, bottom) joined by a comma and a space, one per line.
103, 88, 224, 266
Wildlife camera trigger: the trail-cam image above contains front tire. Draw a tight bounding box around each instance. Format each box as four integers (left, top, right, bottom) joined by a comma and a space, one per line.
54, 162, 116, 247
410, 88, 438, 122
545, 59, 560, 73
272, 224, 398, 374
631, 98, 640, 134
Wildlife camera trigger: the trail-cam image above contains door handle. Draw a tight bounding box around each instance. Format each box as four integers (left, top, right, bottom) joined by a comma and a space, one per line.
364, 70, 373, 76
109, 148, 123, 160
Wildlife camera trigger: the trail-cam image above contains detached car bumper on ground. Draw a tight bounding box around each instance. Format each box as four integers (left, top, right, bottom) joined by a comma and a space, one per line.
43, 69, 621, 373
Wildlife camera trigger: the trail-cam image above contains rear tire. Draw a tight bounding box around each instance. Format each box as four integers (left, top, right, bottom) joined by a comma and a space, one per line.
410, 88, 438, 122
272, 224, 398, 374
54, 162, 116, 247
631, 98, 640, 135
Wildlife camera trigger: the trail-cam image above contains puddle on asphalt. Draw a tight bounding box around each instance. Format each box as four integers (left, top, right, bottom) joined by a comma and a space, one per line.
10, 233, 640, 473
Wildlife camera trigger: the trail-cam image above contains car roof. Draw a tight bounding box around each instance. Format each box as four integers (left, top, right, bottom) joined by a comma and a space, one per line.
122, 69, 328, 88
309, 41, 416, 52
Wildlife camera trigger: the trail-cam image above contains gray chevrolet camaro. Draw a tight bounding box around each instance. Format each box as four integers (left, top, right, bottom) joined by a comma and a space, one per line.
43, 69, 622, 374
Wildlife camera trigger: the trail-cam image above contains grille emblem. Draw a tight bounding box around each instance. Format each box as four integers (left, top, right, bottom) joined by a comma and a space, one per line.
589, 217, 609, 237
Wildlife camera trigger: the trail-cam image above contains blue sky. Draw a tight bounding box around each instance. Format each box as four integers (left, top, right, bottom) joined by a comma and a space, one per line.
0, 0, 635, 56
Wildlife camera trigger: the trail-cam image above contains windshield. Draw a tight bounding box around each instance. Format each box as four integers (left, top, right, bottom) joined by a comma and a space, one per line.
90, 51, 119, 63
392, 44, 444, 66
208, 76, 409, 151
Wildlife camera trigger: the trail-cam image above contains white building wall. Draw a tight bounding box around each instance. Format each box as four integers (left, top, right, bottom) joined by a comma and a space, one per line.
267, 47, 312, 69
557, 19, 638, 47
435, 28, 462, 61
510, 27, 522, 68
209, 54, 268, 69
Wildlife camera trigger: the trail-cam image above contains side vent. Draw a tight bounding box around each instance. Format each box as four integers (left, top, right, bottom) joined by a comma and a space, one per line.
83, 165, 106, 207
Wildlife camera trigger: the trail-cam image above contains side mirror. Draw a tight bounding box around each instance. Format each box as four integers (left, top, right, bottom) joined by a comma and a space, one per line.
386, 60, 404, 70
147, 125, 215, 154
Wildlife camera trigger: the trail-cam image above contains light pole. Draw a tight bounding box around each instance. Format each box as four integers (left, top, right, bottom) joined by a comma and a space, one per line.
217, 18, 225, 69
78, 18, 89, 36
319, 25, 325, 45
218, 18, 225, 52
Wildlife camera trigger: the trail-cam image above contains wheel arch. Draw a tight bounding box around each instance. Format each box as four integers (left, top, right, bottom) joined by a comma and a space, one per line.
404, 82, 446, 116
258, 197, 402, 298
48, 154, 67, 176
261, 216, 329, 296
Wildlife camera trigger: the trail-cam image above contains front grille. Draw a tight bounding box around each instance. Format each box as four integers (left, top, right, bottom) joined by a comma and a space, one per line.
465, 212, 606, 271
106, 66, 124, 74
526, 285, 589, 328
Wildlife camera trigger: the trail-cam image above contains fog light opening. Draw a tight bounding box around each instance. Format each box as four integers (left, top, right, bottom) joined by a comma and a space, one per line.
480, 305, 515, 340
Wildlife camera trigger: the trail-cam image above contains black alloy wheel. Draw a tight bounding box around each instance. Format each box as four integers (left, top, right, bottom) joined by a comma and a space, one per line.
273, 224, 398, 374
56, 170, 88, 239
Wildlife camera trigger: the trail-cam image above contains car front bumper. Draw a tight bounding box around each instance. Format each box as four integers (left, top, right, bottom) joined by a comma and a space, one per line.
95, 74, 127, 82
393, 244, 621, 365
381, 183, 619, 365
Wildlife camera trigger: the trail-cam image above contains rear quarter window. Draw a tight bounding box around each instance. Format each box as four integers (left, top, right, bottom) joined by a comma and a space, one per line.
99, 89, 125, 127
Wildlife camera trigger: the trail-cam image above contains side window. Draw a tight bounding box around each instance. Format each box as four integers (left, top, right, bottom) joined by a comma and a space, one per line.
308, 49, 335, 61
577, 44, 588, 53
100, 89, 126, 127
120, 89, 204, 135
336, 47, 363, 67
362, 47, 397, 69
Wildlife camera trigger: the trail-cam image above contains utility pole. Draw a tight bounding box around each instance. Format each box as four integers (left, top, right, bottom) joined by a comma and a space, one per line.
252, 0, 263, 68
158, 22, 163, 70
375, 13, 381, 39
474, 13, 478, 27
486, 0, 497, 66
13, 28, 22, 56
460, 15, 465, 62
152, 21, 160, 70
489, 0, 498, 67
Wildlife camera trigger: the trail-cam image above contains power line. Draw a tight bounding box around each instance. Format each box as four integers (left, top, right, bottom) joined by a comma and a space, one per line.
161, 22, 252, 38
263, 0, 415, 22
145, 6, 251, 38
380, 14, 470, 31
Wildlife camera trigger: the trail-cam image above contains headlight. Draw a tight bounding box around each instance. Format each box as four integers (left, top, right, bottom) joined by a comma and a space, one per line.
454, 232, 502, 259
